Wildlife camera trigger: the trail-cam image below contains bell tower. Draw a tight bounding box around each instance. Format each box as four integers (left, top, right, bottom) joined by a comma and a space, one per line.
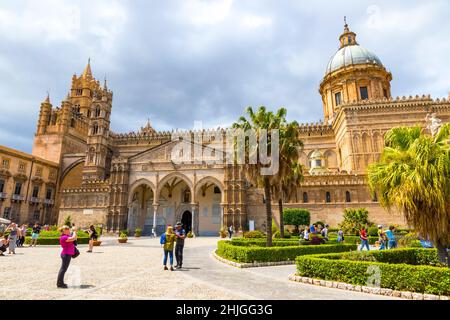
83, 79, 113, 181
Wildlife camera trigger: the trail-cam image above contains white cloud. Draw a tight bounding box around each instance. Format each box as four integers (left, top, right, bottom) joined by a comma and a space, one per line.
240, 14, 272, 29
181, 0, 233, 26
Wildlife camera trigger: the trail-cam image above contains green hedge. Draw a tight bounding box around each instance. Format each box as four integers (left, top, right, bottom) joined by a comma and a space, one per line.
25, 237, 90, 245
217, 240, 357, 263
296, 249, 450, 295
329, 235, 378, 245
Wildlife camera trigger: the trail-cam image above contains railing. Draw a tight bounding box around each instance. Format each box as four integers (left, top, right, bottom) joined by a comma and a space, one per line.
30, 197, 42, 204
0, 192, 7, 200
44, 199, 55, 205
11, 194, 25, 201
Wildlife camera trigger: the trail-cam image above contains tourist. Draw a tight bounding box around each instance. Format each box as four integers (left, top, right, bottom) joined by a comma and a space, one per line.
29, 223, 41, 247
5, 223, 18, 254
57, 225, 77, 288
321, 224, 329, 241
15, 225, 23, 247
228, 225, 234, 239
386, 226, 397, 249
337, 228, 344, 243
86, 225, 98, 253
303, 227, 310, 241
359, 226, 370, 251
19, 224, 27, 247
0, 234, 8, 256
162, 226, 176, 271
174, 222, 186, 269
377, 225, 386, 250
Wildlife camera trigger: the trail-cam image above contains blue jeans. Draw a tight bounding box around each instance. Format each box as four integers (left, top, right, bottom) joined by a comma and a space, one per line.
379, 241, 386, 250
359, 239, 370, 251
388, 240, 397, 249
163, 250, 173, 266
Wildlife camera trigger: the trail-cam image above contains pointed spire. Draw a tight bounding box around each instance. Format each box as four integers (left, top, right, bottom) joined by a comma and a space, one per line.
64, 92, 71, 102
82, 58, 92, 78
344, 16, 349, 32
103, 75, 108, 90
43, 91, 50, 104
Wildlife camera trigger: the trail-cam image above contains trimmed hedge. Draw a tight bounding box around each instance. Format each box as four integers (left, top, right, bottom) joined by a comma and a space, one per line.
329, 235, 378, 245
296, 249, 450, 295
25, 237, 90, 245
217, 240, 357, 263
231, 239, 301, 247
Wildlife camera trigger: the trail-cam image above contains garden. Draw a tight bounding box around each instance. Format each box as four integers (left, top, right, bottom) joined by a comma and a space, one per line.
296, 248, 450, 295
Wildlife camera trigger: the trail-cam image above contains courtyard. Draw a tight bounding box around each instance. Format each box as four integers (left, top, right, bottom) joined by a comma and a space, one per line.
0, 237, 397, 300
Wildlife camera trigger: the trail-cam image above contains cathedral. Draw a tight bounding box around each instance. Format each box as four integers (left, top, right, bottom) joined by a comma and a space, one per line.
2, 22, 450, 235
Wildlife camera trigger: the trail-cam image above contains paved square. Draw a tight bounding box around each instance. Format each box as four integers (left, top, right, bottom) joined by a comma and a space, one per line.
0, 237, 397, 300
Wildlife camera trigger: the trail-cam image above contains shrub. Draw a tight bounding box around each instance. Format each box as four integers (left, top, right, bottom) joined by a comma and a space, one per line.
217, 240, 356, 263
120, 229, 129, 236
283, 209, 311, 233
367, 226, 379, 237
24, 237, 90, 245
273, 231, 292, 239
134, 228, 142, 237
296, 249, 449, 295
243, 230, 265, 239
119, 232, 128, 238
339, 208, 371, 236
398, 232, 419, 248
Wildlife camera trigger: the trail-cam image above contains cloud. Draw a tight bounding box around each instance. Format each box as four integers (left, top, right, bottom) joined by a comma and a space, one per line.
0, 0, 449, 153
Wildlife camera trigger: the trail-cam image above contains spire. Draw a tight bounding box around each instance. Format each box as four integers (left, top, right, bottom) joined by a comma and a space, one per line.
103, 75, 108, 91
344, 16, 349, 32
43, 91, 50, 104
82, 58, 92, 78
140, 118, 156, 135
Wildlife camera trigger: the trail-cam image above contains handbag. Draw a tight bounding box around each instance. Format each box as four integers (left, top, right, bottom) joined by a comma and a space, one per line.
72, 247, 80, 259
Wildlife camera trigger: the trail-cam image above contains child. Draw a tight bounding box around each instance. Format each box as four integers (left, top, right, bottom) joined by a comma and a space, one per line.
337, 228, 344, 243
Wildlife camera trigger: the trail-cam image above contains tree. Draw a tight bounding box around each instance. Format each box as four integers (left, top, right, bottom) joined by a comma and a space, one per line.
271, 123, 304, 237
232, 106, 303, 246
368, 124, 450, 266
339, 208, 371, 236
283, 208, 311, 234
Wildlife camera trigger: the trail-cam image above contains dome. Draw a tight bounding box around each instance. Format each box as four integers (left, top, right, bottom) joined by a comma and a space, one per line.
325, 44, 383, 75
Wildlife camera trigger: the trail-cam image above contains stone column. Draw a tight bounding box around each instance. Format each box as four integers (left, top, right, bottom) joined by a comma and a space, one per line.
152, 204, 159, 237
191, 203, 199, 237
220, 203, 226, 229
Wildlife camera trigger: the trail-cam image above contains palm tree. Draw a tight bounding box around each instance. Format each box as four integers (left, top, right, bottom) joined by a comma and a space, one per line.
272, 161, 304, 238
232, 106, 303, 246
368, 124, 450, 266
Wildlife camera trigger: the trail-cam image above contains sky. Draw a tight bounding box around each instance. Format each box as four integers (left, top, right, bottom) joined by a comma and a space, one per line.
0, 0, 449, 153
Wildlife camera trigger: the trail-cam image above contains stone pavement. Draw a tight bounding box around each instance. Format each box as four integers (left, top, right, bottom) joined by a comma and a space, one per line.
0, 237, 397, 300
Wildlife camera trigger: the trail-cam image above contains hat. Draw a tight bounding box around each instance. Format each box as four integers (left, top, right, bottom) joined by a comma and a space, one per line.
175, 222, 182, 227
378, 225, 383, 228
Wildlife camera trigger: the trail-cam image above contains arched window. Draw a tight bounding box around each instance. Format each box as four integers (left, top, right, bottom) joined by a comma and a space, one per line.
214, 186, 221, 194
303, 192, 309, 203
95, 107, 101, 118
93, 123, 99, 135
70, 118, 75, 128
326, 192, 331, 203
345, 191, 351, 203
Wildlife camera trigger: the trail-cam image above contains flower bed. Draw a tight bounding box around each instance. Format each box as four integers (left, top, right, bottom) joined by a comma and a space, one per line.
217, 240, 356, 263
296, 248, 450, 295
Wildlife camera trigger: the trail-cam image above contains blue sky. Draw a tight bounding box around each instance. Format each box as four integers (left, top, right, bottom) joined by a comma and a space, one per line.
0, 0, 449, 152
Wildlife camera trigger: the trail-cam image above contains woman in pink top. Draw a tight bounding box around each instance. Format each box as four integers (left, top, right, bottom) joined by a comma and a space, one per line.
57, 225, 77, 288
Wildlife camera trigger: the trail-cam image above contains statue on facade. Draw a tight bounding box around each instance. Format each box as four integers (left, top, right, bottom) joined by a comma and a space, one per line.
425, 113, 442, 137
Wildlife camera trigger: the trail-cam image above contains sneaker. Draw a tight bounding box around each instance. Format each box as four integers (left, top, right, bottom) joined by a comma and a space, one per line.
86, 250, 92, 253
57, 284, 68, 289
170, 266, 174, 271
164, 266, 168, 271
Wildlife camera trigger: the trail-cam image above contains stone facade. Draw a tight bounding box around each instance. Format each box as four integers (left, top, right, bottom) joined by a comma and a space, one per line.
0, 145, 58, 225
2, 22, 450, 234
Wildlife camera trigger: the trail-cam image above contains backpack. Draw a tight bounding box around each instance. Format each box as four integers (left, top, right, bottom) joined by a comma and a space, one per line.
160, 233, 166, 245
